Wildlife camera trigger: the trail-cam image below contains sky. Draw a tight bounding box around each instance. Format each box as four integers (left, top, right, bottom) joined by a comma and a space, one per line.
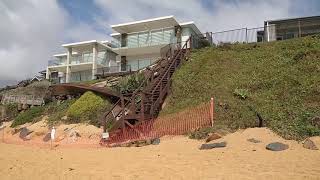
0, 0, 319, 87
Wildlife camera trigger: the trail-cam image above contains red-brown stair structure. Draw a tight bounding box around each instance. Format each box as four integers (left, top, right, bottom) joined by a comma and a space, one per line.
101, 37, 192, 133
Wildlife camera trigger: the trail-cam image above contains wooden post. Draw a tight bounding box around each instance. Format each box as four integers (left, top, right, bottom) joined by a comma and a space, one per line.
159, 81, 163, 103
103, 114, 107, 133
120, 95, 125, 128
120, 95, 125, 136
210, 97, 215, 127
298, 20, 301, 38
140, 93, 145, 122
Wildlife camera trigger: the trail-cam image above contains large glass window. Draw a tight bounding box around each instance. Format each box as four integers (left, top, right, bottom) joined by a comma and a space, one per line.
151, 29, 163, 45
70, 70, 92, 82
138, 31, 150, 47
127, 60, 139, 71
121, 28, 176, 48
139, 59, 151, 69
82, 52, 93, 63
127, 34, 139, 48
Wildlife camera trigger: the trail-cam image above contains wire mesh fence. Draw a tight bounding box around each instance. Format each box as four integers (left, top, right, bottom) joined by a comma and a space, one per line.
103, 101, 213, 146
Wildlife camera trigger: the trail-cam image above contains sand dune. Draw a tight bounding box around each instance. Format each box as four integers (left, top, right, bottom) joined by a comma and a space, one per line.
0, 128, 319, 180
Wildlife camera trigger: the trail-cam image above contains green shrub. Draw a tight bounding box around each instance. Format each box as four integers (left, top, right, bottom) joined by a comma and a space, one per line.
11, 106, 45, 127
113, 73, 145, 94
197, 38, 211, 49
2, 103, 19, 119
233, 89, 249, 100
66, 91, 108, 124
46, 99, 76, 126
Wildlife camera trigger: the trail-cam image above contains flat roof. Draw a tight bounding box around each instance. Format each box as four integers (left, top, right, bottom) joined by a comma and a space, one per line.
265, 15, 320, 23
62, 40, 114, 52
111, 15, 179, 34
62, 40, 98, 47
180, 21, 202, 35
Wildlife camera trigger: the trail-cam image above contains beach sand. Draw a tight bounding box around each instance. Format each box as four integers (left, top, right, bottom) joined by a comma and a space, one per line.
0, 127, 319, 180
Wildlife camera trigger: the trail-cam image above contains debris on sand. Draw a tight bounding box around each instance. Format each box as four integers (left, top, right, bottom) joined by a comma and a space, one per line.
205, 133, 222, 143
247, 138, 261, 143
199, 142, 227, 150
303, 138, 318, 150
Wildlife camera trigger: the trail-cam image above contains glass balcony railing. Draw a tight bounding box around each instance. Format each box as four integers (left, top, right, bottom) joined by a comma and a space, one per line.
111, 28, 176, 49
70, 56, 93, 65
48, 60, 67, 67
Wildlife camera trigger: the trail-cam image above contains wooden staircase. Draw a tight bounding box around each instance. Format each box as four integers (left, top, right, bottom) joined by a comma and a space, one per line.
101, 38, 191, 133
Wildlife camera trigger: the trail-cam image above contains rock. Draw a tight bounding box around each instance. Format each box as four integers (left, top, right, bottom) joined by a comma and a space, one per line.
303, 138, 319, 150
68, 168, 74, 171
11, 128, 21, 135
17, 104, 22, 111
61, 116, 68, 121
247, 138, 261, 143
25, 134, 32, 140
266, 142, 289, 151
136, 140, 147, 147
151, 138, 160, 145
19, 127, 33, 140
145, 139, 152, 145
205, 133, 222, 143
199, 142, 227, 150
43, 133, 51, 142
68, 130, 81, 142
66, 95, 73, 100
22, 104, 29, 110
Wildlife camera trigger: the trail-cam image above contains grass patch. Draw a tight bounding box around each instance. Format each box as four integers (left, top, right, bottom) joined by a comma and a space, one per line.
11, 106, 45, 127
162, 35, 320, 140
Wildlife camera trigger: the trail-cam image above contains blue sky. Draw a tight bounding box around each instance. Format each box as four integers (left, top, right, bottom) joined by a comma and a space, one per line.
0, 0, 320, 87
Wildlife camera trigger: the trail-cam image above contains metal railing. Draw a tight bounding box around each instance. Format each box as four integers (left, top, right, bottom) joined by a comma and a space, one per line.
207, 18, 320, 45
96, 65, 132, 76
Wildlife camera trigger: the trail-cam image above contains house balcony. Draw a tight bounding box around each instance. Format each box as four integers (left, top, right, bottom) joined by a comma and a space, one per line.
48, 59, 67, 67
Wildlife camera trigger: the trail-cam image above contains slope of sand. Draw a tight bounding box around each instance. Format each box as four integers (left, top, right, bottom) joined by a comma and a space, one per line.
0, 128, 319, 180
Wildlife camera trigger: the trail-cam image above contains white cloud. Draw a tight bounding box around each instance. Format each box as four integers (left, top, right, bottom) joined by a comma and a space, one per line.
94, 0, 291, 32
0, 0, 67, 82
0, 0, 106, 85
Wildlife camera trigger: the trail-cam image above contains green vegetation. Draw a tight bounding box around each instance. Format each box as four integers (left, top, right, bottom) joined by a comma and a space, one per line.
66, 91, 110, 125
163, 35, 320, 140
2, 104, 19, 119
11, 106, 45, 127
46, 99, 76, 126
112, 73, 145, 94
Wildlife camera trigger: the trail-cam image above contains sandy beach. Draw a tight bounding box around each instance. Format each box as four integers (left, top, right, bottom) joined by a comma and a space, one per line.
0, 127, 319, 180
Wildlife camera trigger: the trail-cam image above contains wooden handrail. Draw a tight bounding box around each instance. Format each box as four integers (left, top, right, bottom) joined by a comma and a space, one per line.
102, 37, 192, 132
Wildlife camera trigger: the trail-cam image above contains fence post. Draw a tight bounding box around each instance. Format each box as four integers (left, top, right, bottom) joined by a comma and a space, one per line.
245, 27, 248, 43
210, 97, 215, 127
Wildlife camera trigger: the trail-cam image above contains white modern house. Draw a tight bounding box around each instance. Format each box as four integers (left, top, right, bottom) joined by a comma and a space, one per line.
46, 16, 202, 83
263, 15, 320, 42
